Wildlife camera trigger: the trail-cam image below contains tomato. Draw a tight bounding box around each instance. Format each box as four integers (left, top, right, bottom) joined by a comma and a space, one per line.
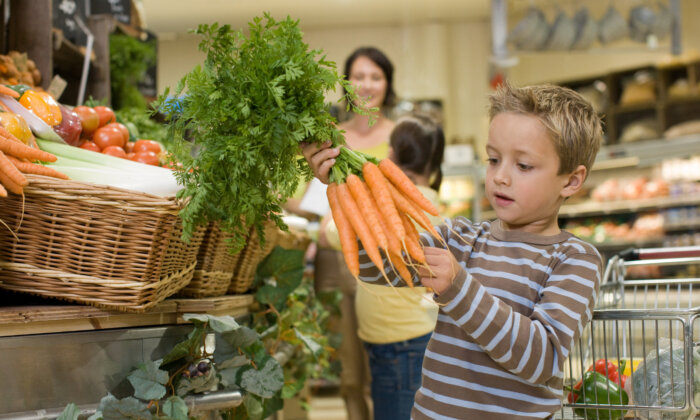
133, 139, 162, 154
104, 122, 129, 144
73, 105, 100, 136
133, 150, 159, 166
102, 145, 127, 159
124, 141, 135, 153
126, 152, 136, 160
93, 105, 116, 127
79, 140, 101, 152
92, 125, 125, 150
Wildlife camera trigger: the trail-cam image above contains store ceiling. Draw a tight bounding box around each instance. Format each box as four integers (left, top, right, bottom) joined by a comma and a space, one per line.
141, 0, 492, 36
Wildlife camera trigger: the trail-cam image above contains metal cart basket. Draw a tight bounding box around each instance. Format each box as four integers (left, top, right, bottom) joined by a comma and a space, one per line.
558, 246, 700, 420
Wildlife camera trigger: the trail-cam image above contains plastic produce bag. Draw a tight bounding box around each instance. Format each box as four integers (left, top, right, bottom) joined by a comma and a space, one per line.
631, 339, 700, 420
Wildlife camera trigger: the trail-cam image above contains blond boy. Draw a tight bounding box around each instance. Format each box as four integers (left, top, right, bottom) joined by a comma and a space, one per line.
303, 83, 604, 419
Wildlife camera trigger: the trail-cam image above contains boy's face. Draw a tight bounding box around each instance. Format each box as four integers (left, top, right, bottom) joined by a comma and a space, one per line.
485, 112, 581, 235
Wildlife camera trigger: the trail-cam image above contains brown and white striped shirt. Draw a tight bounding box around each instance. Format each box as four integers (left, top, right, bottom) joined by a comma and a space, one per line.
358, 218, 602, 419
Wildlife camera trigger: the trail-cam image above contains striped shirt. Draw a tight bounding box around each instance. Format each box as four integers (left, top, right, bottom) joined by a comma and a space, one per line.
358, 218, 602, 420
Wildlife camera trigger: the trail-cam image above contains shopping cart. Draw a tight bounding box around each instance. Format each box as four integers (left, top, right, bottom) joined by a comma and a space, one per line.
558, 246, 700, 420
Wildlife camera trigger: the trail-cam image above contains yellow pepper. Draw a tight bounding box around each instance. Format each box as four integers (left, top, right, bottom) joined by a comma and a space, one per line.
0, 111, 33, 144
19, 89, 62, 126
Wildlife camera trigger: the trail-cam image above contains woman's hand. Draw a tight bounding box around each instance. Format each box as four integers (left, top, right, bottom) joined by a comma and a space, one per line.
300, 140, 340, 184
417, 247, 461, 295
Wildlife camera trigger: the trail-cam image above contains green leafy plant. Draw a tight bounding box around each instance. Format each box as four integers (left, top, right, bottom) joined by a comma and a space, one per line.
57, 246, 335, 420
154, 14, 368, 253
110, 33, 156, 110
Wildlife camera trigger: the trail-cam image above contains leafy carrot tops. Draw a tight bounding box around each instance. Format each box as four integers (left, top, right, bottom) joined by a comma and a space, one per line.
156, 14, 365, 252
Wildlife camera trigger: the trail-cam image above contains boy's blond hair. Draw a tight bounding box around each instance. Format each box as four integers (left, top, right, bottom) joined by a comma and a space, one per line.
488, 82, 603, 176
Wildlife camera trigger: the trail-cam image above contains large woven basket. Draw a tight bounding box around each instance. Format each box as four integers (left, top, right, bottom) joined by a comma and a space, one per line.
227, 220, 280, 294
0, 175, 204, 312
178, 222, 242, 298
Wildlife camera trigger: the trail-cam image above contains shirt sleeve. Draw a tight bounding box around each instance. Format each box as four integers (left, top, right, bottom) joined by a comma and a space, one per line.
434, 249, 602, 385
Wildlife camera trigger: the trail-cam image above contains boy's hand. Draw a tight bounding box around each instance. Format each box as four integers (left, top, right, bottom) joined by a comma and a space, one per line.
300, 140, 339, 184
417, 247, 461, 295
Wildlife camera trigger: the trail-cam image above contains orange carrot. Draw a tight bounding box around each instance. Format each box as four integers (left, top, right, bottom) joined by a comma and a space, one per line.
362, 161, 406, 241
0, 181, 6, 197
0, 134, 57, 162
378, 158, 439, 216
400, 213, 427, 264
6, 155, 68, 180
346, 174, 388, 251
386, 180, 442, 242
336, 182, 385, 272
389, 250, 414, 288
0, 168, 22, 195
0, 150, 27, 187
327, 182, 359, 277
0, 85, 19, 99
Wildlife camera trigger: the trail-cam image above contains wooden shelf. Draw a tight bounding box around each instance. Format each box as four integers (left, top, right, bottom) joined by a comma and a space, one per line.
0, 293, 254, 337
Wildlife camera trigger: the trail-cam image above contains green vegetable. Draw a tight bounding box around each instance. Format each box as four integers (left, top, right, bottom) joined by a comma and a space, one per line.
155, 14, 368, 252
572, 371, 629, 420
109, 33, 156, 110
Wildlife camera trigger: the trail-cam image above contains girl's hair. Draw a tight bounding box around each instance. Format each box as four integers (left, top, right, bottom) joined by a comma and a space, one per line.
390, 114, 445, 191
343, 46, 396, 107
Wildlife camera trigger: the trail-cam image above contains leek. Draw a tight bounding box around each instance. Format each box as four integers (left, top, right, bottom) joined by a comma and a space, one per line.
37, 138, 182, 197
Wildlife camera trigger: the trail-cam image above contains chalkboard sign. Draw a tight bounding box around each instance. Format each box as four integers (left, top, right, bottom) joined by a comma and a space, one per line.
90, 0, 131, 25
53, 0, 89, 46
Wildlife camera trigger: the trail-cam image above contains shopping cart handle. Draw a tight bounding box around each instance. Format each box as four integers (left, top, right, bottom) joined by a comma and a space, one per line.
618, 246, 700, 261
616, 247, 639, 261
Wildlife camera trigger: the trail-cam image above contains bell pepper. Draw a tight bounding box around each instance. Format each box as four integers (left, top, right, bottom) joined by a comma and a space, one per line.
0, 111, 33, 144
571, 371, 629, 420
19, 89, 62, 126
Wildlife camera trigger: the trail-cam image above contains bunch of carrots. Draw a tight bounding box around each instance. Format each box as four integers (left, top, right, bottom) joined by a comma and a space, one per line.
0, 86, 67, 197
326, 147, 444, 286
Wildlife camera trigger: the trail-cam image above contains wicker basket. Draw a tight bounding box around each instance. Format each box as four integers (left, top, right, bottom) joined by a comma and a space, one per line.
277, 228, 311, 252
227, 220, 280, 294
0, 175, 204, 312
178, 222, 242, 298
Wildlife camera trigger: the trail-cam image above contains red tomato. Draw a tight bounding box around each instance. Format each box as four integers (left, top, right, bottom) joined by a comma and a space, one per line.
133, 150, 159, 166
104, 122, 129, 144
93, 125, 125, 150
133, 139, 162, 154
126, 152, 136, 160
124, 141, 135, 153
73, 105, 100, 136
79, 140, 101, 152
94, 105, 116, 127
102, 145, 127, 159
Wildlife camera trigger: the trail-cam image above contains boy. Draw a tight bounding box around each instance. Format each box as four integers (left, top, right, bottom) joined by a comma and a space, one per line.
302, 82, 604, 419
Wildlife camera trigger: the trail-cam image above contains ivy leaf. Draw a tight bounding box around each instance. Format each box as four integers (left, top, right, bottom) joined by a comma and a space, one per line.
161, 396, 188, 420
239, 356, 284, 398
176, 368, 219, 396
243, 394, 264, 420
219, 365, 244, 388
295, 329, 322, 358
127, 360, 168, 401
217, 354, 250, 371
99, 394, 152, 420
183, 313, 240, 333
57, 403, 80, 420
281, 375, 305, 399
254, 247, 304, 309
161, 324, 206, 365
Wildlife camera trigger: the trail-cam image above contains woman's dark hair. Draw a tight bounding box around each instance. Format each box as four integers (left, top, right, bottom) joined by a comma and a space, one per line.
390, 114, 445, 191
343, 46, 396, 108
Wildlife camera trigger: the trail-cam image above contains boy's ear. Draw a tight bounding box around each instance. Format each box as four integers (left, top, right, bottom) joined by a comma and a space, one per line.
561, 164, 587, 198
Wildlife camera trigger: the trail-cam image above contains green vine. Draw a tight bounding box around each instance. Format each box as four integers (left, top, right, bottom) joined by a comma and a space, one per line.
57, 246, 336, 420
